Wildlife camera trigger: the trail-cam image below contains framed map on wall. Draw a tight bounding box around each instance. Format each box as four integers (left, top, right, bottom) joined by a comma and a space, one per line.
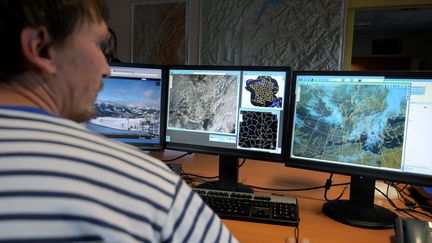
131, 0, 186, 65
200, 0, 345, 70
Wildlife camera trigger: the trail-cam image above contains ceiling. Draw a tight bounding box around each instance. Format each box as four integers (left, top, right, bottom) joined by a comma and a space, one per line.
354, 6, 432, 34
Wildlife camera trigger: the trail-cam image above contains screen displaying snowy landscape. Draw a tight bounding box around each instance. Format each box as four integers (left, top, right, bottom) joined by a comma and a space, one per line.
87, 77, 162, 144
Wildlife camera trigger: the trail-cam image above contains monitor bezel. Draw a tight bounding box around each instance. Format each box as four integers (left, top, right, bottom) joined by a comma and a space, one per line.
90, 62, 167, 151
285, 70, 432, 186
164, 64, 292, 163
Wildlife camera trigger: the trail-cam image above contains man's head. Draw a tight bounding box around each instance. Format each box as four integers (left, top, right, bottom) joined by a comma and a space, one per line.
0, 0, 111, 122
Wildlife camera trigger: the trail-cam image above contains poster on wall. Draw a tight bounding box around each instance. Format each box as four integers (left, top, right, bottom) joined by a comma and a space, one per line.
131, 0, 186, 65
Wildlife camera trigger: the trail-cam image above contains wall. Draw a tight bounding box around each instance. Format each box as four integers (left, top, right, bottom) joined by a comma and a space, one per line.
106, 0, 345, 70
353, 33, 432, 58
351, 32, 432, 70
344, 0, 432, 70
105, 0, 131, 62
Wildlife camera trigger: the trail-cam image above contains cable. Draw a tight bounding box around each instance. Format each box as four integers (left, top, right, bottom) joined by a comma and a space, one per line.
375, 186, 432, 220
248, 181, 349, 192
397, 186, 417, 207
238, 158, 246, 167
294, 219, 300, 243
181, 168, 351, 194
324, 173, 349, 201
179, 167, 193, 185
183, 173, 219, 180
250, 184, 325, 192
162, 152, 193, 162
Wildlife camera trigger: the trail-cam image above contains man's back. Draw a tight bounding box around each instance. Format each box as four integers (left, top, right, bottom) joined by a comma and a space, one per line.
0, 107, 236, 242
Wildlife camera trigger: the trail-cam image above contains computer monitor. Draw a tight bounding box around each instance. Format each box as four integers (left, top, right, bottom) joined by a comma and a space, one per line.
86, 63, 166, 150
165, 65, 291, 192
286, 70, 432, 229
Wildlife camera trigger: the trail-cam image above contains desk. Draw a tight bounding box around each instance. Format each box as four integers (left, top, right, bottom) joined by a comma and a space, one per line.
150, 150, 400, 243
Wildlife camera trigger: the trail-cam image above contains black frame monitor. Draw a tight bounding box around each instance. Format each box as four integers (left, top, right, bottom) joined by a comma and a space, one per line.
86, 63, 166, 150
165, 65, 291, 191
286, 70, 432, 229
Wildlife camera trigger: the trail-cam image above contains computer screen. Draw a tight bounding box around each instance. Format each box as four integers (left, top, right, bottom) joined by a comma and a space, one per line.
286, 70, 432, 228
86, 63, 165, 150
166, 65, 291, 191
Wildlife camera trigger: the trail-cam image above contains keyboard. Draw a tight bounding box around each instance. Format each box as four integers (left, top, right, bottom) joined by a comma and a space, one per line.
194, 188, 299, 226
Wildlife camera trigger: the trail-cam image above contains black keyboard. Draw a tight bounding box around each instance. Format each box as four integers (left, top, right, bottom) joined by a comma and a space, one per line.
194, 188, 299, 226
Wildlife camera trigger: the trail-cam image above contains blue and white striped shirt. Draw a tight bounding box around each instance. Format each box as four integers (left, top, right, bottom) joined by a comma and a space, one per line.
0, 107, 237, 243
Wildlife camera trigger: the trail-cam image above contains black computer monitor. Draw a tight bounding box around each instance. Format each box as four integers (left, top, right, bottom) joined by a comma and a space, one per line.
86, 63, 166, 150
286, 70, 432, 229
165, 65, 291, 192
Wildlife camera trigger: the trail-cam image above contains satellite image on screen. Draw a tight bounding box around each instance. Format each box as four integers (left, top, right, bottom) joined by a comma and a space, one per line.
245, 76, 283, 108
239, 110, 278, 150
293, 83, 409, 169
168, 74, 238, 133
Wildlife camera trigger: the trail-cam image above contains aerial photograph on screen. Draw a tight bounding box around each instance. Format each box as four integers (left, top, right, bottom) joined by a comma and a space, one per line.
293, 83, 409, 169
244, 76, 283, 108
239, 110, 278, 150
168, 74, 238, 133
87, 78, 161, 140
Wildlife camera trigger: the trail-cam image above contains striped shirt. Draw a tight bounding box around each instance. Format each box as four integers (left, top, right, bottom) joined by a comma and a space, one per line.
0, 107, 237, 243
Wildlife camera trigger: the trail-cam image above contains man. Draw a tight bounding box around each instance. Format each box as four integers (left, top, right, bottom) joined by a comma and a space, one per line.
0, 1, 236, 242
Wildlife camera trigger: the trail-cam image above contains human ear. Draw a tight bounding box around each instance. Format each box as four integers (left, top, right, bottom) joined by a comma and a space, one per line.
20, 27, 56, 74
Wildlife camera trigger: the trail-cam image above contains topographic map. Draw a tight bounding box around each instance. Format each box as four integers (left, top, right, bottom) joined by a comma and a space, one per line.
200, 0, 344, 70
168, 74, 238, 133
239, 111, 278, 150
293, 84, 408, 169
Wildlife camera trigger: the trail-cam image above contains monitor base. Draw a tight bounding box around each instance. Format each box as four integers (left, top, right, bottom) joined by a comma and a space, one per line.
194, 154, 254, 193
322, 199, 397, 229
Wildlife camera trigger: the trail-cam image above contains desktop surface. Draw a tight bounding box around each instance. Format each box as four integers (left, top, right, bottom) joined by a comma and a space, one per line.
151, 150, 404, 243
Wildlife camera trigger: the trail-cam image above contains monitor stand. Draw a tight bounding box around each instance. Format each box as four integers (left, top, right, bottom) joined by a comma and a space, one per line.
195, 154, 254, 193
322, 176, 397, 229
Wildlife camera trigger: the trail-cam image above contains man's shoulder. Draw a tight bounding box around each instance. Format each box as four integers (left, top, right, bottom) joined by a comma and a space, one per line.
0, 107, 177, 186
